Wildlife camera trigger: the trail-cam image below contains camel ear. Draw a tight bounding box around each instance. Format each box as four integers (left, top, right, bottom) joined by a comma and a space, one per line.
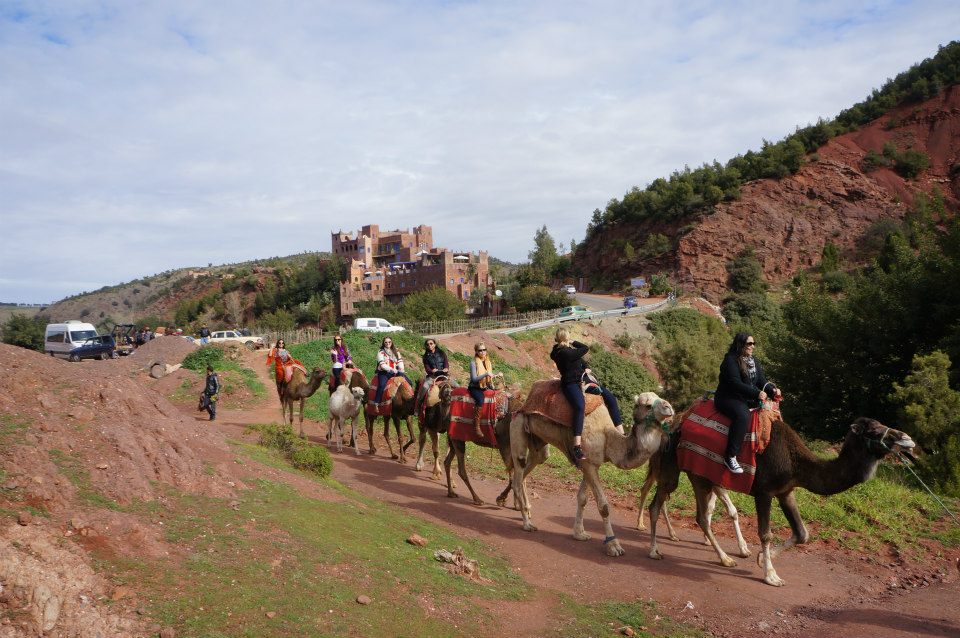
850, 418, 871, 435
633, 394, 640, 405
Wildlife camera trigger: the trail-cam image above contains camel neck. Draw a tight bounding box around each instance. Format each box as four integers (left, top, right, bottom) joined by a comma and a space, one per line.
611, 423, 661, 470
794, 437, 879, 496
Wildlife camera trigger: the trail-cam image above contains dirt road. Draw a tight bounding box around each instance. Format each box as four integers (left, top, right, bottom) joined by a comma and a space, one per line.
211, 351, 960, 637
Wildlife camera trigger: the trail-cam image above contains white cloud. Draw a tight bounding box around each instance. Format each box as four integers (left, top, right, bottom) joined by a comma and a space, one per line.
1, 0, 958, 302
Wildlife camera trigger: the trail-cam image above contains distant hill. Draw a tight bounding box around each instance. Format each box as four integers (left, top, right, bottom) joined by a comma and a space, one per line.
575, 41, 960, 300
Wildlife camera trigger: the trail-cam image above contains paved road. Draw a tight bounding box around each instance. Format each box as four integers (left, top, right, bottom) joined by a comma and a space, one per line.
573, 292, 623, 311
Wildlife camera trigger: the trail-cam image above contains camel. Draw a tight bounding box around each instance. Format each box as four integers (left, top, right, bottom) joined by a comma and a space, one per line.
634, 402, 749, 558
327, 384, 367, 455
327, 368, 370, 447
509, 389, 675, 556
280, 367, 326, 437
414, 377, 453, 481
444, 391, 543, 507
648, 416, 916, 586
365, 377, 417, 463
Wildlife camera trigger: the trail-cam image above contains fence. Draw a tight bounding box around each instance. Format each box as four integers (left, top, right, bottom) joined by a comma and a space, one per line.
257, 299, 673, 346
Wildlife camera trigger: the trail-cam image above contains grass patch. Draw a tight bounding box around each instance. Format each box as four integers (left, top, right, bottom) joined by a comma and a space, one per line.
250, 423, 333, 478
48, 449, 121, 511
101, 462, 529, 638
551, 595, 707, 638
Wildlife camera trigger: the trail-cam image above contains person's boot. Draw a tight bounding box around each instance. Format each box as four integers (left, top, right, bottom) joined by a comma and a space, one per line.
472, 405, 484, 442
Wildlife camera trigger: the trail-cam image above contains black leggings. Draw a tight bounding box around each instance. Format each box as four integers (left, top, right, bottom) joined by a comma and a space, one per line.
714, 394, 751, 458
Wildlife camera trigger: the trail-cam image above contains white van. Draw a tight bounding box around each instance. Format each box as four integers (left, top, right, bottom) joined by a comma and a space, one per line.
44, 321, 99, 358
353, 317, 404, 333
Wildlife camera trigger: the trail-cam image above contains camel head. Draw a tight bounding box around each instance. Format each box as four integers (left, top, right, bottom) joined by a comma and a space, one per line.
438, 381, 453, 406
849, 417, 916, 461
351, 386, 367, 404
632, 392, 675, 429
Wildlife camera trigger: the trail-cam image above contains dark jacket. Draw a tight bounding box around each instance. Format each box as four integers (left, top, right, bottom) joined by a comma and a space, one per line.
204, 373, 220, 396
550, 341, 589, 386
423, 350, 448, 377
715, 353, 775, 405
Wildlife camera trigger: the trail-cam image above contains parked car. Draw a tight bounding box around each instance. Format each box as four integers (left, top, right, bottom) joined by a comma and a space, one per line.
563, 284, 577, 294
44, 320, 99, 358
353, 317, 404, 332
208, 330, 266, 350
67, 335, 116, 362
558, 305, 590, 321
623, 295, 638, 308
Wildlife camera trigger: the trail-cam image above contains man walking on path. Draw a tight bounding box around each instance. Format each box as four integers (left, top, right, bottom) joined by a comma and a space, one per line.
200, 365, 220, 421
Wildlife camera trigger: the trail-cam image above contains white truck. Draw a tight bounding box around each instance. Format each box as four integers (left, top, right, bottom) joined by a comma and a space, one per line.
207, 330, 266, 349
353, 317, 404, 333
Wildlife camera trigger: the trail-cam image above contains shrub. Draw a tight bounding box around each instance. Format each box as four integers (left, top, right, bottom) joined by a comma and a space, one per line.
511, 285, 569, 312
254, 423, 333, 478
727, 247, 768, 293
821, 270, 852, 293
647, 273, 675, 297
613, 331, 633, 349
587, 346, 658, 424
182, 345, 226, 371
1, 314, 46, 351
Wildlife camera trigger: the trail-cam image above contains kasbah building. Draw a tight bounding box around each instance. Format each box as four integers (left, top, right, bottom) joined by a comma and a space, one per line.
332, 224, 494, 318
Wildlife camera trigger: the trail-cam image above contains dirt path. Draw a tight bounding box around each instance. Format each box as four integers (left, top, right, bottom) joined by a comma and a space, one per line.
204, 351, 960, 637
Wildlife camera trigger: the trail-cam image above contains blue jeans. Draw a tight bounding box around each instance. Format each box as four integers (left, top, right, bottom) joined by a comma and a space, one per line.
374, 371, 396, 403
468, 385, 486, 405
561, 382, 586, 436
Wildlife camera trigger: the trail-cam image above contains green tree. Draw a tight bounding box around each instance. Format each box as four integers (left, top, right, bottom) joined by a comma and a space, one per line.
511, 286, 569, 312
395, 287, 466, 323
528, 225, 559, 274
889, 351, 960, 496
820, 242, 840, 273
727, 247, 768, 294
649, 308, 728, 407
1, 314, 46, 351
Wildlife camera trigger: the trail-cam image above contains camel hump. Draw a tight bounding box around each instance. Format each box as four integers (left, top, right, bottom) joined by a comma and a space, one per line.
520, 379, 603, 426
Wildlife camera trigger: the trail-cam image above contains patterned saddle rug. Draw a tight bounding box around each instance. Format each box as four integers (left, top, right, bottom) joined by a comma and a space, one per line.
676, 398, 779, 494
448, 387, 510, 448
518, 380, 604, 427
330, 367, 367, 391
365, 376, 412, 417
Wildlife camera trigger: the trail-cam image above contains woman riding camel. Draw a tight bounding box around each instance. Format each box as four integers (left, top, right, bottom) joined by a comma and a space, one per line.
714, 332, 781, 474
329, 334, 354, 392
373, 337, 413, 404
415, 338, 450, 414
468, 341, 502, 440
266, 339, 302, 396
550, 327, 623, 465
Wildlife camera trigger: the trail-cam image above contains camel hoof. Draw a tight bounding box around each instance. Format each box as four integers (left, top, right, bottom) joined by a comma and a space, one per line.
431, 472, 442, 482
669, 533, 680, 542
447, 492, 459, 499
414, 463, 423, 472
522, 523, 538, 533
737, 547, 752, 558
573, 531, 591, 542
636, 522, 647, 531
605, 541, 625, 557
390, 454, 399, 460
354, 449, 361, 456
720, 556, 737, 568
764, 574, 785, 587
472, 499, 484, 507
649, 549, 663, 560
495, 497, 507, 508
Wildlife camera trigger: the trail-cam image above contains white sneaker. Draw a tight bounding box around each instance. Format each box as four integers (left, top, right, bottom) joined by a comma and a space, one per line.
725, 457, 744, 474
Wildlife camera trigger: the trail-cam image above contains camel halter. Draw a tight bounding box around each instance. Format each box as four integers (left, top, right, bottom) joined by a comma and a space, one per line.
643, 399, 672, 431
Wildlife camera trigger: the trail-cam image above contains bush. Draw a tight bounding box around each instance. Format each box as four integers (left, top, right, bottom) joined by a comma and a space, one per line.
650, 308, 729, 407
648, 273, 675, 297
613, 332, 633, 349
182, 345, 226, 371
395, 286, 466, 323
255, 423, 333, 478
821, 270, 852, 293
1, 314, 46, 351
722, 292, 782, 325
511, 285, 569, 312
586, 346, 658, 425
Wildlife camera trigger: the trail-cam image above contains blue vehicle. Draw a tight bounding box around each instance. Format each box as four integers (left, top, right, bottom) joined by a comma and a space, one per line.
623, 295, 638, 308
68, 335, 116, 362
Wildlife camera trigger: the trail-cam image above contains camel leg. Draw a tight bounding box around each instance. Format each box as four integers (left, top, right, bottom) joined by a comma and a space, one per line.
716, 487, 750, 557
365, 414, 377, 455
455, 441, 484, 505
767, 492, 807, 560
648, 485, 668, 560
443, 437, 460, 498
756, 494, 784, 586
414, 421, 428, 472
661, 499, 680, 542
580, 462, 623, 556
509, 414, 536, 531
702, 491, 718, 545
349, 415, 360, 455
635, 468, 655, 530
572, 477, 591, 541
430, 431, 442, 481
298, 399, 306, 438
331, 416, 342, 453
401, 417, 416, 455
691, 475, 736, 567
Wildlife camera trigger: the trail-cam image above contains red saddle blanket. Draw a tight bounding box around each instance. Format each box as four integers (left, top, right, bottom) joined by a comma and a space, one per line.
448, 387, 509, 448
330, 368, 366, 389
365, 377, 412, 417
676, 398, 777, 494
518, 379, 604, 427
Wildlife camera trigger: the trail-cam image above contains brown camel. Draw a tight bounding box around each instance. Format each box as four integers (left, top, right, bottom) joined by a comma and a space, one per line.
414, 377, 453, 481
635, 402, 750, 557
509, 389, 674, 556
444, 391, 542, 507
280, 367, 326, 437
365, 377, 417, 463
648, 416, 916, 586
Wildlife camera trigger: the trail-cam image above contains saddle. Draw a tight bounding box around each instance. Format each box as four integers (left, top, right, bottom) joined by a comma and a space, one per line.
519, 380, 604, 428
330, 367, 365, 390
365, 376, 411, 416
675, 398, 780, 494
448, 387, 510, 447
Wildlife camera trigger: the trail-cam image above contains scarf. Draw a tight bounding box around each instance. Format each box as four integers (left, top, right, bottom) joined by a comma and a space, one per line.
742, 355, 757, 383
474, 355, 493, 389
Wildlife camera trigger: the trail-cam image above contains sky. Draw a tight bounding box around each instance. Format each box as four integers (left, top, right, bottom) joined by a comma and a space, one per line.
1, 1, 958, 304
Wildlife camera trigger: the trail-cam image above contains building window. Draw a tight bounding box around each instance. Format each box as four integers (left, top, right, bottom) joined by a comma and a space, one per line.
460, 277, 465, 284
449, 278, 454, 285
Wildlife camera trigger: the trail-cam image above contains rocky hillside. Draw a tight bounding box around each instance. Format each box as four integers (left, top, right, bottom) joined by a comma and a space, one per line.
577, 86, 960, 301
